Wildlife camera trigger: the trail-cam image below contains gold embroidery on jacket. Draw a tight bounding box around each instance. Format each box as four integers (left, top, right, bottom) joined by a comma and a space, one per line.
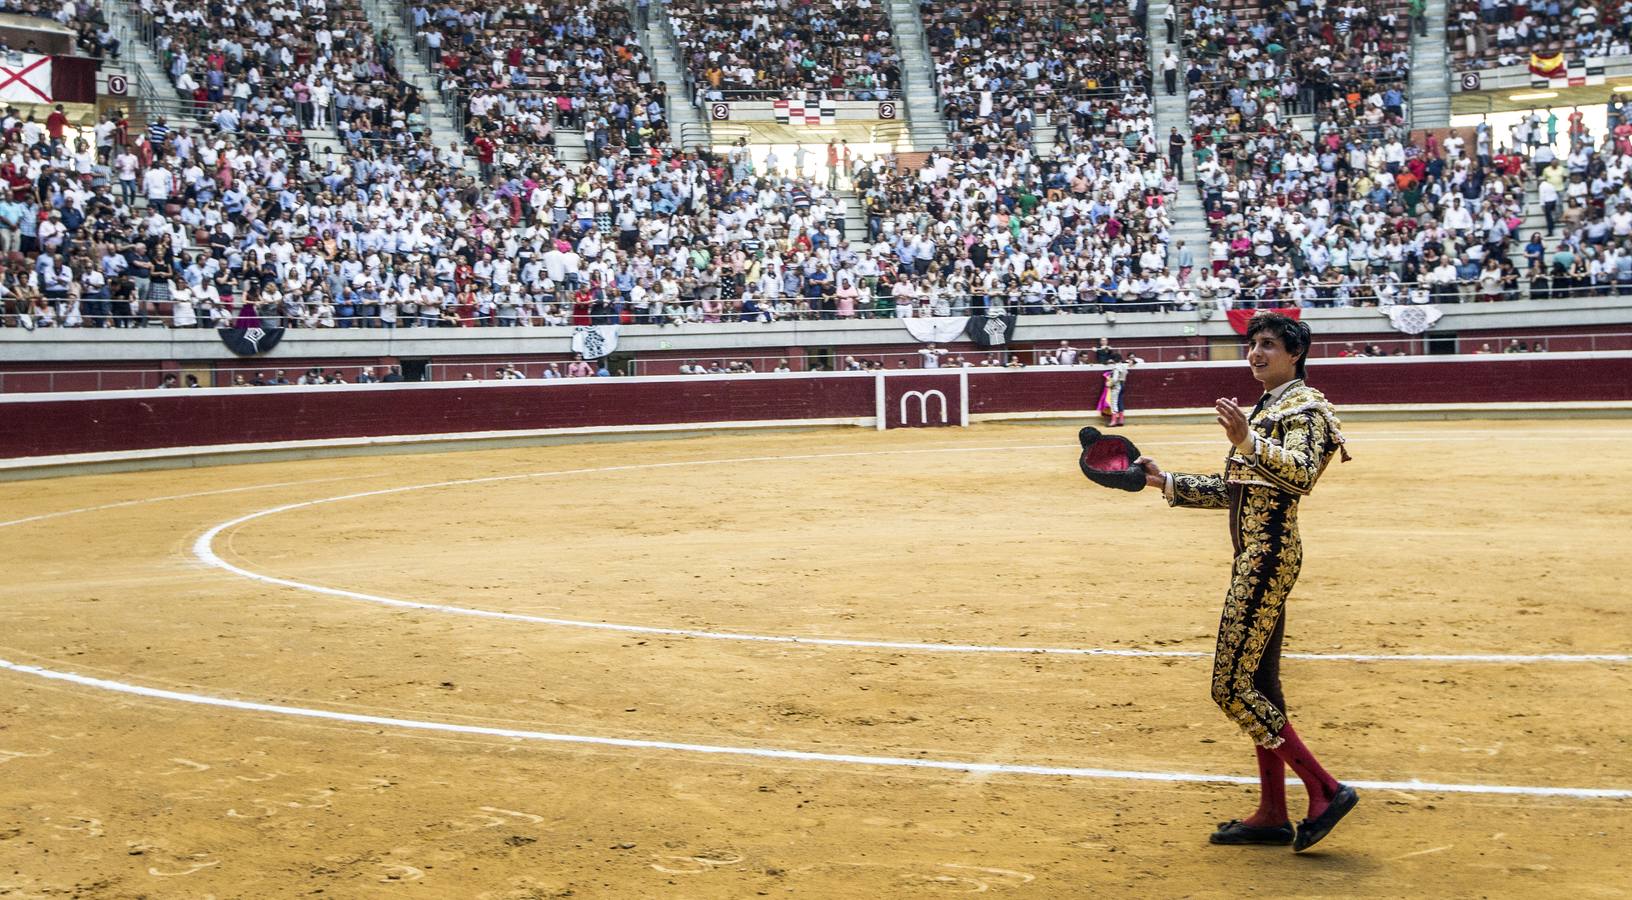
1170, 382, 1345, 748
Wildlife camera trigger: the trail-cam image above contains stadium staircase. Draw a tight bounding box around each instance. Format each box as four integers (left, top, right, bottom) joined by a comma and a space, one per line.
552, 128, 592, 165
643, 2, 708, 150
298, 129, 348, 161
833, 187, 871, 243
1409, 0, 1453, 130
1149, 0, 1212, 268
100, 1, 209, 129
360, 0, 473, 171
884, 0, 951, 150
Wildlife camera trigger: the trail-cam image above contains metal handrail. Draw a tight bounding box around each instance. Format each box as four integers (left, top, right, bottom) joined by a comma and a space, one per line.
622, 335, 1611, 374
677, 122, 719, 148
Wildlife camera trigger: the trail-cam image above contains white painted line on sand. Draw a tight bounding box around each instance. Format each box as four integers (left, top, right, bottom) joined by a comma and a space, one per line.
192, 441, 1631, 665
2, 657, 1625, 800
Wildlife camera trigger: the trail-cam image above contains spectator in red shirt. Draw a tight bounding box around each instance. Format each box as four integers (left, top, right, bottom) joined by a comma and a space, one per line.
472, 135, 495, 182
45, 104, 69, 146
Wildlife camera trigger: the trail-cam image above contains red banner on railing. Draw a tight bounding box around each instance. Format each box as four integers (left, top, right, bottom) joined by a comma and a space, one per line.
1225, 307, 1301, 335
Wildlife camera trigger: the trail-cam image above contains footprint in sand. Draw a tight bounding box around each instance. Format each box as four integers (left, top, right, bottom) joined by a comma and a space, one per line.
378, 863, 425, 882
649, 849, 745, 875
48, 816, 104, 839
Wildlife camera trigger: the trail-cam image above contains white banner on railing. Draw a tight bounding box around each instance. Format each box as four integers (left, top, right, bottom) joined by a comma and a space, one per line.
902, 316, 971, 344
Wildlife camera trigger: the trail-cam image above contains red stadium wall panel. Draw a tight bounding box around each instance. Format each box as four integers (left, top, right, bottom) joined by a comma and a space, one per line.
2, 355, 1629, 462
0, 376, 877, 459
972, 355, 1632, 416
880, 373, 966, 427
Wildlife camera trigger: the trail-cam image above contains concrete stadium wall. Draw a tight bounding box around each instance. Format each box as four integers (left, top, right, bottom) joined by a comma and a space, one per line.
5, 296, 1631, 372
3, 353, 1630, 467
5, 318, 1632, 392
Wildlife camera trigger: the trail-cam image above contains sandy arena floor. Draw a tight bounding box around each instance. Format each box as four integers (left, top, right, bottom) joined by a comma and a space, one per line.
1, 420, 1629, 899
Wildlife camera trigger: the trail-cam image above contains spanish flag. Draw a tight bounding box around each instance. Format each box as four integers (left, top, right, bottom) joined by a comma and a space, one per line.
1529, 52, 1567, 78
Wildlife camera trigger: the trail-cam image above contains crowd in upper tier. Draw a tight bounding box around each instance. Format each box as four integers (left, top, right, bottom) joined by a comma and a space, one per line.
1447, 0, 1632, 71
3, 0, 1628, 331
408, 0, 674, 159
668, 0, 900, 102
1, 0, 122, 59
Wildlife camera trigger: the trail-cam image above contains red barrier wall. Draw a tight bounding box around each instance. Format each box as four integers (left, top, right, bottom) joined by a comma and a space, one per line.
968, 354, 1632, 416
3, 354, 1629, 461
0, 375, 876, 458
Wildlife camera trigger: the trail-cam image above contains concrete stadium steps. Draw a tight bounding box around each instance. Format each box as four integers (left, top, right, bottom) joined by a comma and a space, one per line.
1033, 116, 1060, 157
1147, 0, 1210, 268
1409, 0, 1453, 130
885, 0, 950, 151
1167, 188, 1211, 273
360, 0, 471, 171
1148, 0, 1186, 141
299, 129, 349, 162
643, 3, 706, 149
553, 130, 591, 165
99, 2, 209, 128
834, 188, 871, 243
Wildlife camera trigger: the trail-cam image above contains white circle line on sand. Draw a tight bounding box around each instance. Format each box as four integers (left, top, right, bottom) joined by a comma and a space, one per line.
1, 657, 1626, 800
192, 439, 1632, 665
0, 474, 392, 529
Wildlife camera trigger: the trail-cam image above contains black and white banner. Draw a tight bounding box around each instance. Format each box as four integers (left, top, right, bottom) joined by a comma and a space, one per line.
571, 324, 620, 359
218, 325, 285, 356
965, 313, 1016, 349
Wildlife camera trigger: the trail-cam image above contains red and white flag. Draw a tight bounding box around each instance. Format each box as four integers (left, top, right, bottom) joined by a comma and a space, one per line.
0, 54, 53, 104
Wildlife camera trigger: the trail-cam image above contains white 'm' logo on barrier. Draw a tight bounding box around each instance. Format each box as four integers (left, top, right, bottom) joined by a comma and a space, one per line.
900, 390, 948, 426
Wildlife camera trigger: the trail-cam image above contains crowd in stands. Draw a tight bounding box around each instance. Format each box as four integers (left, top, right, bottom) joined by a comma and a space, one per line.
127, 0, 445, 157
12, 0, 1632, 335
920, 0, 1152, 146
9, 104, 1626, 331
843, 135, 1180, 315
1178, 104, 1632, 307
1172, 0, 1587, 309
407, 0, 674, 157
1, 0, 121, 59
859, 0, 1177, 315
1448, 0, 1632, 71
667, 0, 900, 102
0, 96, 925, 330
1183, 0, 1412, 143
